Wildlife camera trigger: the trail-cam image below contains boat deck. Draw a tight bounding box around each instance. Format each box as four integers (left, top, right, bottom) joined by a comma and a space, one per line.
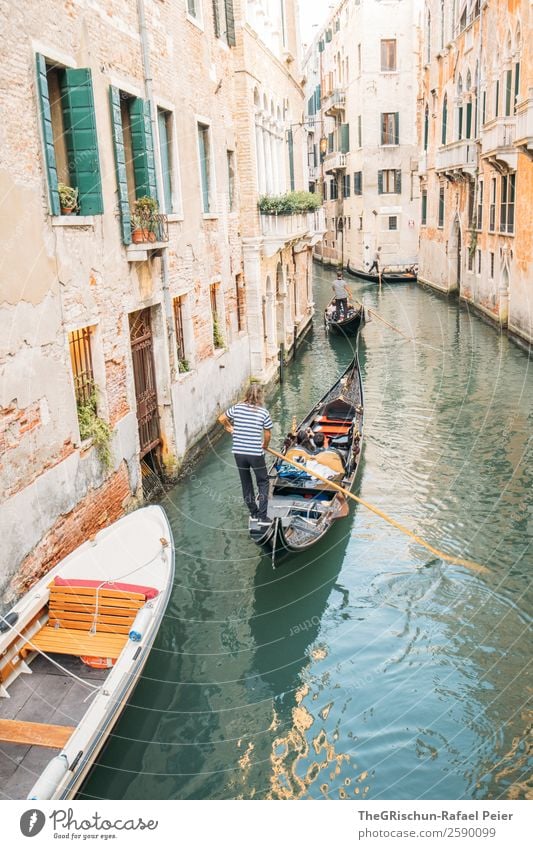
0, 654, 107, 799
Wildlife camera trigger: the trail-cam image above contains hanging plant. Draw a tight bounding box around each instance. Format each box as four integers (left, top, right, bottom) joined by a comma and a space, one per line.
76, 390, 113, 471
258, 191, 322, 215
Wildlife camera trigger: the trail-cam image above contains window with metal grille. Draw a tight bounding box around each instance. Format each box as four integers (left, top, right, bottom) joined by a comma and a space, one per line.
381, 112, 399, 145
438, 186, 445, 228
173, 297, 186, 365
378, 169, 401, 194
388, 216, 398, 231
69, 328, 96, 410
500, 174, 515, 234
381, 39, 397, 71
489, 177, 496, 231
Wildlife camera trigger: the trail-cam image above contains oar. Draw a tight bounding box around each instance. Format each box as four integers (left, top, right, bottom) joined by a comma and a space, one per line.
267, 448, 489, 575
366, 307, 413, 341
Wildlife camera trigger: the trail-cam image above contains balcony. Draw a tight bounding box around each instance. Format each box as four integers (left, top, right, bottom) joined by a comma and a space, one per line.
435, 140, 478, 178
260, 209, 326, 257
127, 213, 169, 262
323, 152, 347, 173
323, 88, 346, 117
514, 95, 533, 158
481, 118, 517, 171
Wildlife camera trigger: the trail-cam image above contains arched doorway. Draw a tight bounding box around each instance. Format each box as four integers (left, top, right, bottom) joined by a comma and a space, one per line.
449, 216, 462, 293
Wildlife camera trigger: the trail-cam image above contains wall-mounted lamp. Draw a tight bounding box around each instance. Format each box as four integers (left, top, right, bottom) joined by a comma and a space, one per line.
319, 135, 328, 161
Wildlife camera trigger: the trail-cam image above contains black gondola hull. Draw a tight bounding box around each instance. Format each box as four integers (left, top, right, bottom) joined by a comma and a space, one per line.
346, 262, 417, 284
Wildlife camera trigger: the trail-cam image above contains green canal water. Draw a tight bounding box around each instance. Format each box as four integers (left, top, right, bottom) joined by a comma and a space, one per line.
81, 265, 532, 800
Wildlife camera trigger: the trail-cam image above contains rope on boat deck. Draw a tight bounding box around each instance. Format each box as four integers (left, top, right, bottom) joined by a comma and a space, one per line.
267, 448, 489, 575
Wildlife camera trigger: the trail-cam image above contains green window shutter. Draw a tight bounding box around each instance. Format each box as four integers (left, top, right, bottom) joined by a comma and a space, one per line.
109, 86, 132, 245
225, 0, 236, 47
318, 40, 324, 53
377, 170, 383, 194
442, 96, 447, 144
130, 97, 157, 200
466, 101, 472, 138
212, 0, 221, 37
288, 129, 295, 191
328, 131, 334, 153
514, 62, 520, 111
458, 106, 463, 140
495, 80, 499, 116
36, 54, 60, 215
325, 28, 332, 43
394, 112, 399, 145
315, 84, 321, 111
504, 69, 512, 116
158, 110, 172, 213
60, 68, 103, 215
340, 123, 350, 153
313, 144, 318, 167
198, 126, 210, 213
395, 170, 402, 194
308, 95, 315, 116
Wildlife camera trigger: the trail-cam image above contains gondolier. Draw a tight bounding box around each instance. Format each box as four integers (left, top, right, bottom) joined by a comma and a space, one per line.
218, 384, 273, 526
368, 246, 381, 275
332, 269, 351, 320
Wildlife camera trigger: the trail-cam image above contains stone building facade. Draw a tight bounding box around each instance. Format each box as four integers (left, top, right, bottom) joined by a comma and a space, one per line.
418, 0, 532, 345
303, 0, 422, 272
0, 0, 317, 598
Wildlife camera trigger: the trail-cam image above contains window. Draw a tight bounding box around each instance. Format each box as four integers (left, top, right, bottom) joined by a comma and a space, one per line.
358, 215, 363, 230
69, 327, 96, 415
504, 69, 513, 116
173, 297, 187, 369
514, 62, 520, 114
342, 173, 351, 198
210, 283, 224, 348
187, 0, 199, 18
381, 39, 397, 71
198, 123, 212, 213
227, 150, 235, 211
388, 216, 398, 230
357, 115, 362, 148
489, 177, 496, 232
381, 112, 399, 145
468, 245, 474, 271
36, 56, 103, 217
354, 171, 363, 195
235, 274, 245, 332
490, 252, 495, 279
424, 105, 429, 150
330, 178, 338, 200
494, 79, 500, 118
468, 182, 475, 227
482, 90, 486, 125
421, 189, 427, 225
438, 186, 445, 228
378, 169, 401, 194
476, 179, 483, 230
441, 94, 448, 145
500, 173, 515, 234
157, 108, 175, 213
328, 132, 334, 153
212, 1, 236, 44
477, 249, 481, 275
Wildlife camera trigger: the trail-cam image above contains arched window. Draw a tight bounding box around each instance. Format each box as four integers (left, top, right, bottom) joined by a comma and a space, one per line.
424, 104, 429, 150
514, 24, 521, 113
456, 75, 463, 140
442, 93, 448, 145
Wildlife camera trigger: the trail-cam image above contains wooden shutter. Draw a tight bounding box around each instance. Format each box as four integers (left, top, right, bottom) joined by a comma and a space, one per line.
394, 170, 402, 194
340, 123, 350, 153
130, 97, 157, 200
60, 68, 103, 215
514, 62, 520, 112
394, 112, 399, 145
377, 170, 383, 194
466, 101, 472, 138
288, 129, 295, 191
315, 84, 321, 111
225, 0, 236, 46
35, 54, 60, 215
109, 86, 132, 245
212, 0, 220, 37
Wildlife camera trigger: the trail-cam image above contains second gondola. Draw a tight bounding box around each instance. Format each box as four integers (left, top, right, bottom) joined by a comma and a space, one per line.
324, 297, 365, 336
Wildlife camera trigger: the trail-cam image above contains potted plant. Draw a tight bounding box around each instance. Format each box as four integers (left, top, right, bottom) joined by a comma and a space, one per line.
58, 183, 79, 215
131, 196, 158, 243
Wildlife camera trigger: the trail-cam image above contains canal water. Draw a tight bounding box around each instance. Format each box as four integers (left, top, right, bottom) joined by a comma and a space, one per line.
81, 265, 532, 801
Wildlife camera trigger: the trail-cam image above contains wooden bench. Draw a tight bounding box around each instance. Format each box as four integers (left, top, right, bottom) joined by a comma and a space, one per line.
22, 584, 145, 661
0, 718, 74, 749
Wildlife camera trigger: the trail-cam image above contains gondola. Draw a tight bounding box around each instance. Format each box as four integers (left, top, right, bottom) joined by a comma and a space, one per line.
0, 506, 174, 799
249, 357, 364, 563
324, 297, 365, 336
346, 262, 417, 284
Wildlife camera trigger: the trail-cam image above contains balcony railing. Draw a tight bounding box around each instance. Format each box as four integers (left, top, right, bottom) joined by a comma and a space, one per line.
323, 152, 347, 173
515, 95, 533, 153
481, 118, 517, 169
323, 88, 346, 116
260, 209, 325, 256
435, 140, 478, 176
131, 213, 169, 245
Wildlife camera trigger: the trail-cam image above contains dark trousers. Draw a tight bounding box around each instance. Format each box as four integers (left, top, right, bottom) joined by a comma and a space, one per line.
234, 453, 269, 520
368, 261, 379, 274
335, 297, 347, 319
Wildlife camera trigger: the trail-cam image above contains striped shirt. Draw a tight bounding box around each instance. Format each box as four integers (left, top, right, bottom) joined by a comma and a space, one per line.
226, 403, 273, 456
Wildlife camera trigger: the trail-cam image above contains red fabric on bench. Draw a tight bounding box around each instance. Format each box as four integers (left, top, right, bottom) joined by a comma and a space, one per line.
53, 577, 159, 599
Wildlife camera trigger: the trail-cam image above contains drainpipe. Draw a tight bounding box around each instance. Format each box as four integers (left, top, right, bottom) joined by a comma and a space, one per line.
136, 0, 179, 460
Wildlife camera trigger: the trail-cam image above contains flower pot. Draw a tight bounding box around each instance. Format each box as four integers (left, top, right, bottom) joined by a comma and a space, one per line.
148, 230, 157, 243
61, 207, 76, 215
132, 228, 145, 244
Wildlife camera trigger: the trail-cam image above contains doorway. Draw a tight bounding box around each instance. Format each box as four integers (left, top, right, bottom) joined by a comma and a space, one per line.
129, 309, 161, 460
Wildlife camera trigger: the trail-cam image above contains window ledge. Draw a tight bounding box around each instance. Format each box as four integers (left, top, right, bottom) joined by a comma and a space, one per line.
213, 347, 226, 358
175, 368, 195, 383
186, 13, 204, 31
52, 216, 95, 227
203, 213, 219, 220
167, 213, 184, 223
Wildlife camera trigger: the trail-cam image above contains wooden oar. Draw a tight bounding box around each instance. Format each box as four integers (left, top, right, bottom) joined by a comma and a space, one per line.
267, 448, 489, 575
366, 307, 413, 341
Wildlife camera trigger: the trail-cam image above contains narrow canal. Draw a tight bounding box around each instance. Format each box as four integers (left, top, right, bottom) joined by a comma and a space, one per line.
81, 264, 532, 801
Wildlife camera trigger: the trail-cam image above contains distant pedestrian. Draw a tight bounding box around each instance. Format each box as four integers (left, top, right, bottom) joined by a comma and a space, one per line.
218, 384, 273, 526
368, 246, 381, 275
332, 269, 351, 320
